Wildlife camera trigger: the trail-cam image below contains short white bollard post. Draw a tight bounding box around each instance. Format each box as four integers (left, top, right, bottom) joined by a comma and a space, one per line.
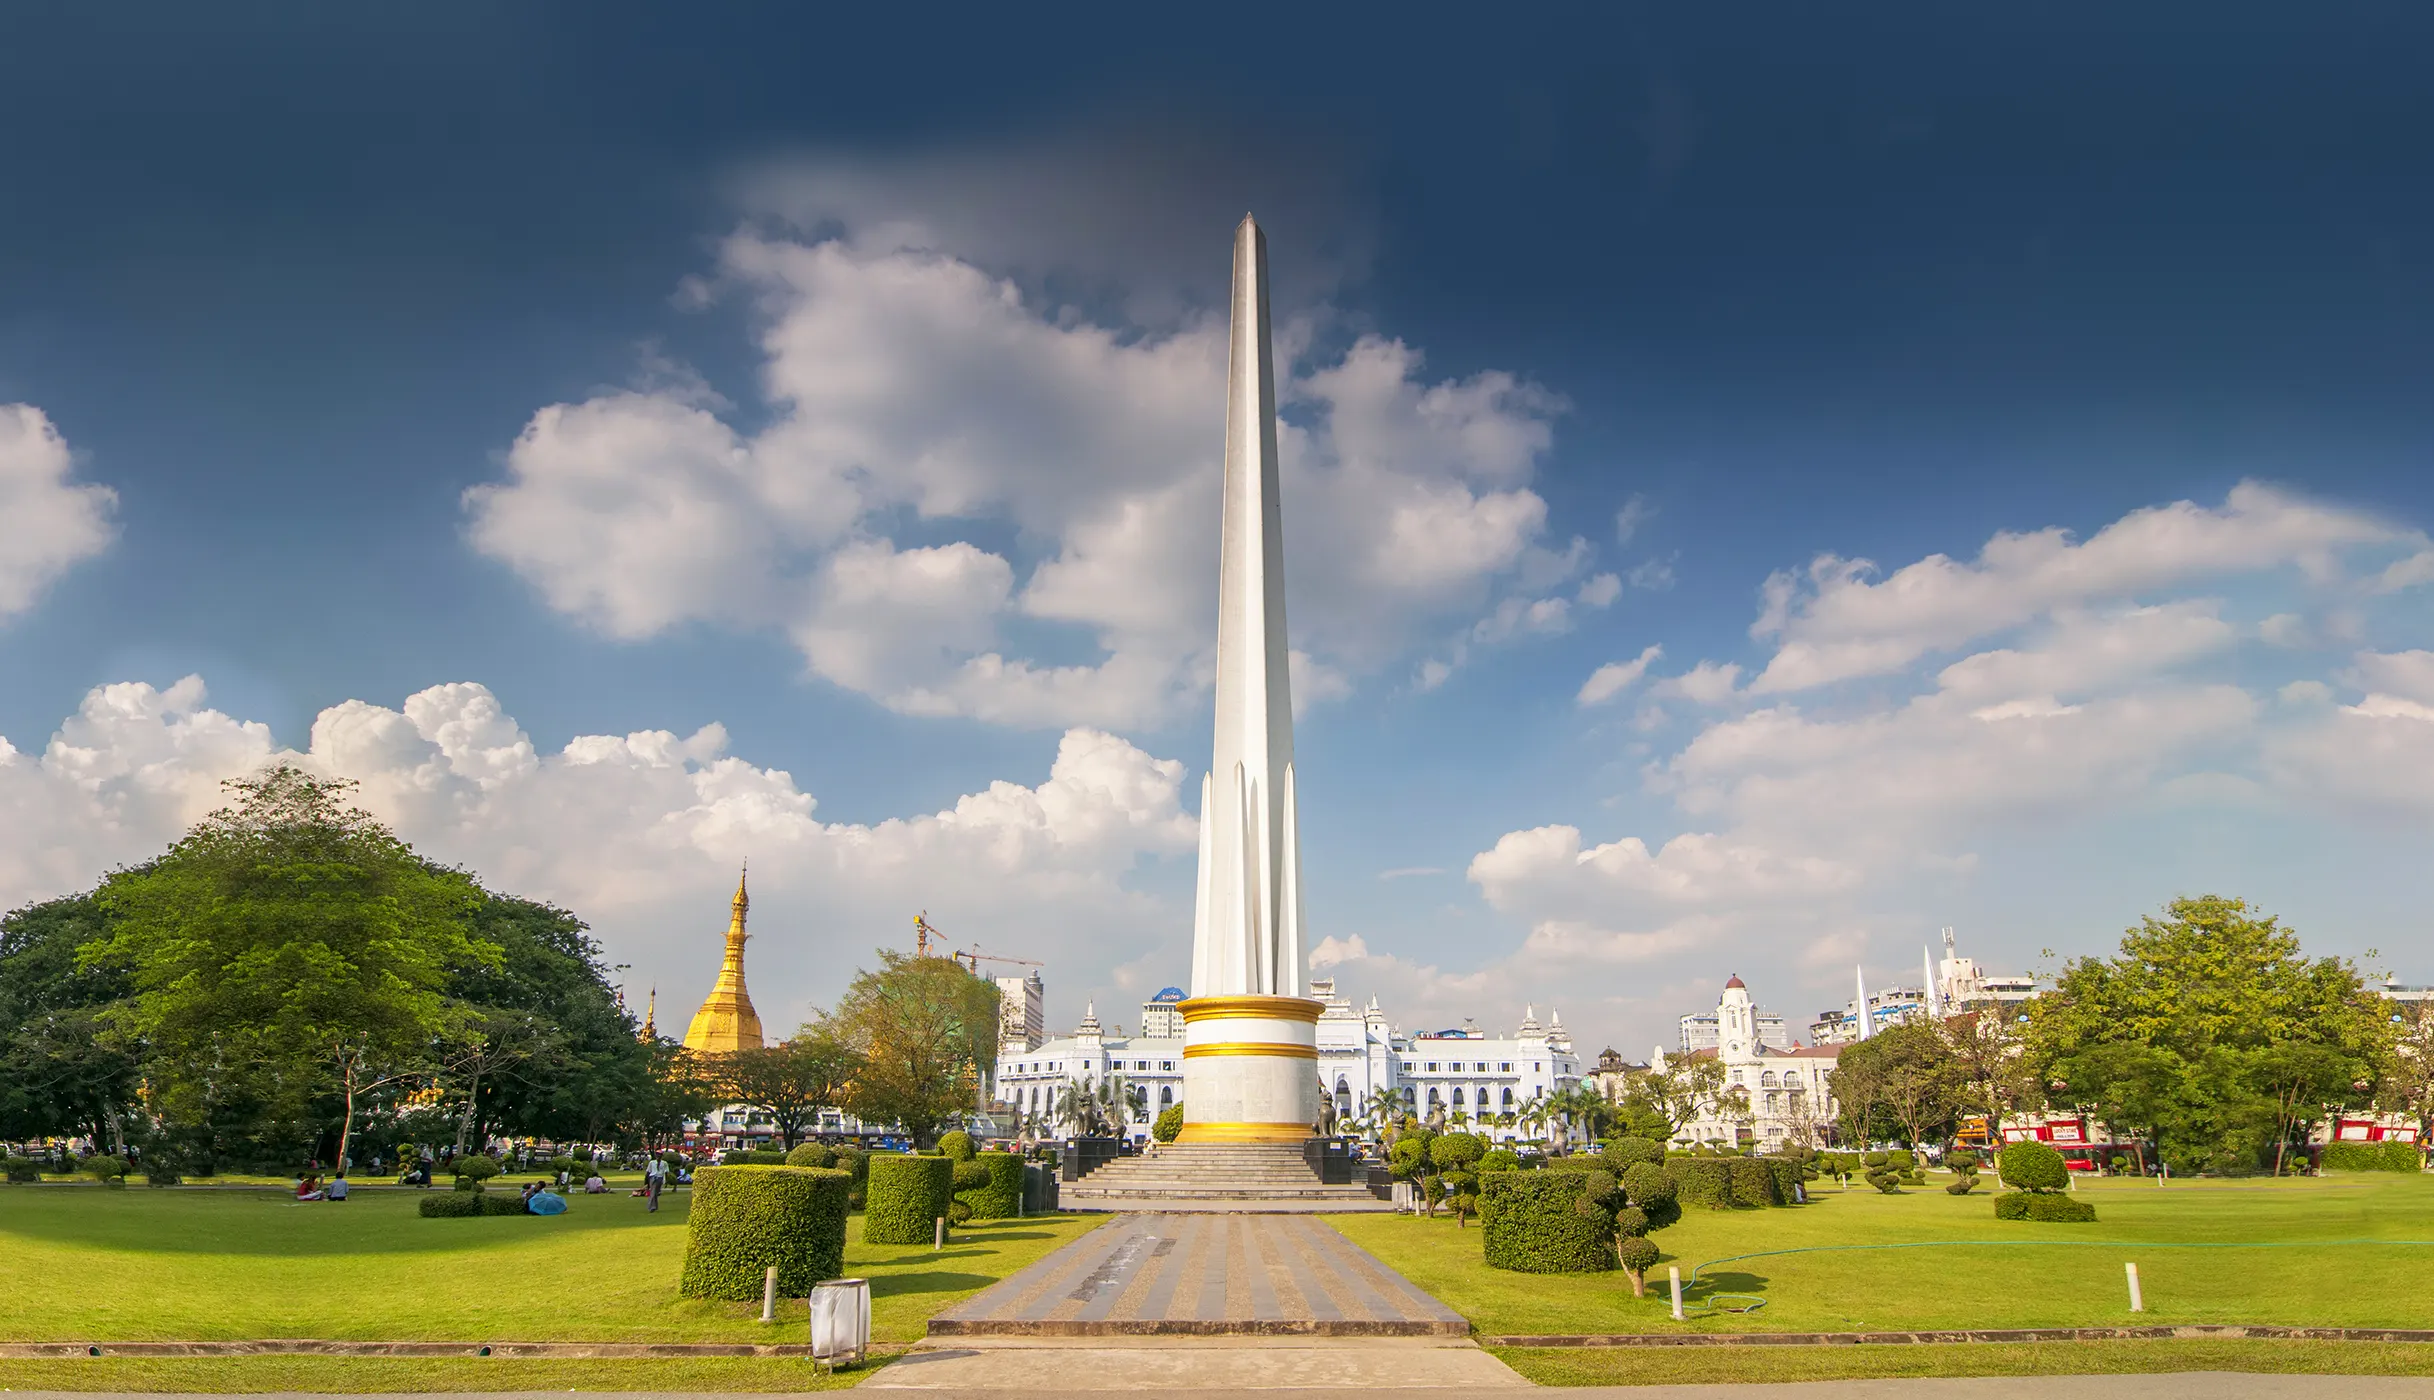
1669, 1266, 1684, 1321
761, 1265, 779, 1323
2125, 1261, 2143, 1313
934, 1216, 946, 1250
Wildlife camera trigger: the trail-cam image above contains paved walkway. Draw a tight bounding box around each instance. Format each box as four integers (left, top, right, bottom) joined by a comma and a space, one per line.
927, 1212, 1466, 1337
868, 1337, 1525, 1390
18, 1376, 2434, 1398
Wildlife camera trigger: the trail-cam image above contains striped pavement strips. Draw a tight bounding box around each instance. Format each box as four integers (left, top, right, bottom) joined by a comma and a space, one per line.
927, 1214, 1468, 1337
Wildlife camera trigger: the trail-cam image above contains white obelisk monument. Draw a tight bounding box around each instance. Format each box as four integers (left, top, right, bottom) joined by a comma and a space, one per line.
1177, 215, 1322, 1145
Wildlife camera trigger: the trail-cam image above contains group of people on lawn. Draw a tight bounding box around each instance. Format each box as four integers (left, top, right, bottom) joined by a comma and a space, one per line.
293, 1156, 685, 1212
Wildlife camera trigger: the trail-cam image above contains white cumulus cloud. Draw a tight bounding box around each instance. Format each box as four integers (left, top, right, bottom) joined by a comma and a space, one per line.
0, 405, 117, 618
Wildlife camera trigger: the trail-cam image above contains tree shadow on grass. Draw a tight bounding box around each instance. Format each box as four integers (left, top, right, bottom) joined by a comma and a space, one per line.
1683, 1270, 1772, 1313
869, 1271, 999, 1298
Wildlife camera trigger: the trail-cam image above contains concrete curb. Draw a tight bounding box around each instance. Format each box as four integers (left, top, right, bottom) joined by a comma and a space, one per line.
1479, 1325, 2434, 1347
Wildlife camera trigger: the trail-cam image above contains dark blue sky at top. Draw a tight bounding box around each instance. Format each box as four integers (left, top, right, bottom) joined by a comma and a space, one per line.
2, 1, 2430, 842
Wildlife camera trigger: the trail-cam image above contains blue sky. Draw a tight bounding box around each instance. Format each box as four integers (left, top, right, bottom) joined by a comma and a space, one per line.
2, 5, 2430, 1055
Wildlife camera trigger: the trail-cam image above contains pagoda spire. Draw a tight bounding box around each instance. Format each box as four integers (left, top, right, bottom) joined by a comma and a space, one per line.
684, 865, 765, 1054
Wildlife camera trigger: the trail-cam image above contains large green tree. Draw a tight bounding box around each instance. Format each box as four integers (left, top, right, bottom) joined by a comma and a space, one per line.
441, 895, 653, 1147
715, 1023, 862, 1148
0, 894, 141, 1148
831, 952, 998, 1147
1831, 1021, 1967, 1149
86, 766, 499, 1169
2030, 895, 2388, 1174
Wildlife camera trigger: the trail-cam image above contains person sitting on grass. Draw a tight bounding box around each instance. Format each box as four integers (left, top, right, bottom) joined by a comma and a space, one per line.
583, 1173, 608, 1194
327, 1171, 349, 1202
527, 1185, 569, 1216
519, 1181, 542, 1211
295, 1174, 325, 1202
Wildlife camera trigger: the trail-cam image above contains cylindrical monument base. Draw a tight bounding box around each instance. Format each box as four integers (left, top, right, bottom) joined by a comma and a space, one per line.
1176, 994, 1322, 1145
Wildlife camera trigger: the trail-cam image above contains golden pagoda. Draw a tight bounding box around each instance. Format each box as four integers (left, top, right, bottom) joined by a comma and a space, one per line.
682, 868, 765, 1054
637, 987, 657, 1042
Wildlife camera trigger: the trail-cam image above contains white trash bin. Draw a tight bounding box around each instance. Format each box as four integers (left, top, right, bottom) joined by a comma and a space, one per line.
808, 1277, 870, 1367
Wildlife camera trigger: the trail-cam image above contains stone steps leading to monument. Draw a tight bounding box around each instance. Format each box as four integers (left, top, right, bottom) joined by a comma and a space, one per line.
1062, 1142, 1378, 1202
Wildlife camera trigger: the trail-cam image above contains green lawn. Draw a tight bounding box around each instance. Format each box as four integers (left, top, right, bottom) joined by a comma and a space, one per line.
0, 1184, 1097, 1346
1330, 1172, 2434, 1338
1492, 1339, 2434, 1387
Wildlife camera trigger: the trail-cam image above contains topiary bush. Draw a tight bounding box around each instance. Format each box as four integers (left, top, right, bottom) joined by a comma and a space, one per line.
1480, 1171, 1614, 1273
145, 1167, 183, 1187
1601, 1137, 1666, 1168
1152, 1104, 1183, 1142
1999, 1141, 2068, 1192
679, 1165, 852, 1298
723, 1149, 791, 1166
956, 1152, 1024, 1220
453, 1155, 501, 1188
1481, 1148, 1522, 1173
863, 1154, 954, 1244
1993, 1191, 2097, 1222
4, 1157, 39, 1184
1946, 1150, 1981, 1196
785, 1142, 836, 1169
80, 1155, 129, 1186
937, 1130, 976, 1162
1430, 1133, 1488, 1225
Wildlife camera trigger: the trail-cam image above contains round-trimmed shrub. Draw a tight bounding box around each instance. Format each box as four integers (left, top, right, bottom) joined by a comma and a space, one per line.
864, 1154, 954, 1244
1480, 1170, 1615, 1273
1152, 1104, 1183, 1142
1481, 1148, 1522, 1173
937, 1130, 976, 1162
1602, 1137, 1665, 1168
679, 1165, 852, 1299
957, 1152, 1024, 1220
146, 1168, 183, 1187
785, 1142, 836, 1169
1994, 1191, 2096, 1222
453, 1155, 501, 1187
1999, 1141, 2068, 1192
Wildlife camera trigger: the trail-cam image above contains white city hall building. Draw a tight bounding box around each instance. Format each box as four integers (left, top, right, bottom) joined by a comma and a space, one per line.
992, 977, 1585, 1143
1657, 975, 1841, 1149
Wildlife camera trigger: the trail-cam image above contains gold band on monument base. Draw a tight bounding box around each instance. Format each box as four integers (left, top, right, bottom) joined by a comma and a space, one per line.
1177, 994, 1323, 1024
1174, 1121, 1316, 1145
1181, 1041, 1319, 1059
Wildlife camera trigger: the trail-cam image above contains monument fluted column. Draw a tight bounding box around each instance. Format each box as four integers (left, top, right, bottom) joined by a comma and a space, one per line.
1179, 214, 1322, 1146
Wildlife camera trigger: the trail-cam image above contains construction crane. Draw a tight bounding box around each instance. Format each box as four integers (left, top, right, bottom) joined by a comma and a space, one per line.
914, 911, 943, 957
954, 946, 1044, 974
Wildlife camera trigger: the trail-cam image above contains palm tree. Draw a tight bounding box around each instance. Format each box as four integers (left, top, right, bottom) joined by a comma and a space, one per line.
1516, 1092, 1551, 1152
1360, 1087, 1405, 1146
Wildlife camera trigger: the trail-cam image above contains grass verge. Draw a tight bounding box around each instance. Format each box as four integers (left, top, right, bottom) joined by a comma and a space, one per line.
1493, 1338, 2434, 1385
1330, 1173, 2434, 1336
0, 1356, 870, 1391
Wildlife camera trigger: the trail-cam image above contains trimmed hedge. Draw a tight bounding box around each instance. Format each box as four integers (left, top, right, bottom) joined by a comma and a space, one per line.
2320, 1141, 2422, 1173
832, 1145, 868, 1209
419, 1190, 531, 1217
938, 1131, 976, 1162
1994, 1190, 2097, 1222
678, 1165, 851, 1299
864, 1154, 954, 1244
1480, 1170, 1614, 1273
957, 1152, 1025, 1220
1760, 1157, 1803, 1204
785, 1142, 836, 1168
1668, 1157, 1735, 1209
1153, 1104, 1183, 1142
1726, 1156, 1781, 1207
3, 1158, 38, 1184
722, 1149, 791, 1166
